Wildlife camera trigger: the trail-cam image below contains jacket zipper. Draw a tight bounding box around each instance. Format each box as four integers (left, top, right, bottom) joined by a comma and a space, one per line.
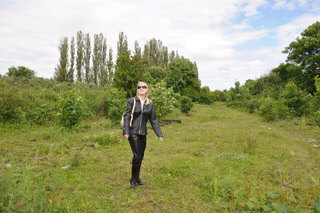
139, 101, 144, 135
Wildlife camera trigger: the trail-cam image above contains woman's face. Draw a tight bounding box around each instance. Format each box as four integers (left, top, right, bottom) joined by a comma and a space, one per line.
137, 83, 148, 96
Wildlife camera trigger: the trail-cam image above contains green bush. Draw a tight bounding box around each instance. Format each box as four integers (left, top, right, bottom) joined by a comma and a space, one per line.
148, 81, 178, 119
0, 84, 24, 123
280, 81, 309, 116
59, 89, 85, 129
26, 103, 53, 125
199, 86, 214, 105
105, 87, 127, 122
145, 66, 167, 85
244, 98, 259, 113
179, 96, 193, 113
259, 98, 277, 121
315, 110, 320, 126
259, 98, 289, 121
211, 90, 226, 102
7, 66, 35, 79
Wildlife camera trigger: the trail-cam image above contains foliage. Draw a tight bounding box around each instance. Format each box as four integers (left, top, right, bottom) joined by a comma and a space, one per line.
271, 63, 302, 85
280, 81, 310, 116
7, 66, 35, 79
144, 66, 167, 85
165, 58, 201, 100
250, 73, 282, 96
211, 90, 226, 102
283, 21, 320, 93
179, 96, 193, 113
54, 37, 69, 82
113, 52, 147, 98
259, 97, 289, 121
104, 87, 127, 122
199, 86, 214, 105
148, 81, 178, 119
226, 81, 251, 108
0, 81, 24, 123
59, 89, 85, 129
315, 110, 320, 126
244, 98, 260, 113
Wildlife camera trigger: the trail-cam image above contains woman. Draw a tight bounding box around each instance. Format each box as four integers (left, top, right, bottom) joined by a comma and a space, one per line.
123, 81, 164, 189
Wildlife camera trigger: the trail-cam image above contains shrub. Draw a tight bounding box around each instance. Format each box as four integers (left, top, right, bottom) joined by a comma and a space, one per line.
26, 103, 53, 125
315, 110, 320, 126
259, 97, 289, 121
148, 81, 178, 119
105, 87, 127, 122
0, 83, 24, 123
199, 86, 214, 105
180, 96, 193, 113
59, 89, 85, 129
211, 90, 226, 102
7, 66, 35, 79
280, 81, 309, 116
259, 98, 278, 121
145, 66, 167, 85
244, 98, 259, 113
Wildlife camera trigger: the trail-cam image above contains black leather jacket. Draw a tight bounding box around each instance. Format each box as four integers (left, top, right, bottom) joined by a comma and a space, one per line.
123, 96, 163, 137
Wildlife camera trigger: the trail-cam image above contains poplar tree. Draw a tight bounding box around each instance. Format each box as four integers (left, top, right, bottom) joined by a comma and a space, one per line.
161, 46, 169, 68
76, 31, 84, 82
134, 40, 141, 56
117, 32, 129, 58
92, 33, 101, 84
54, 37, 69, 82
142, 39, 169, 67
84, 33, 91, 83
100, 35, 108, 86
169, 50, 175, 62
107, 48, 114, 84
67, 36, 75, 82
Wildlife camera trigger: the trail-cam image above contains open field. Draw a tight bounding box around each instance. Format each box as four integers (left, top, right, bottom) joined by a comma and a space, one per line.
1, 102, 320, 212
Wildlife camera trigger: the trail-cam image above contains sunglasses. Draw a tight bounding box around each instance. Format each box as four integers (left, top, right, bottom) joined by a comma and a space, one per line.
137, 86, 147, 89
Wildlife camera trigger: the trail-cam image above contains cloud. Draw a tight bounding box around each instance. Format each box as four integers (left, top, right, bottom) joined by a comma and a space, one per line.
273, 0, 308, 10
0, 0, 318, 90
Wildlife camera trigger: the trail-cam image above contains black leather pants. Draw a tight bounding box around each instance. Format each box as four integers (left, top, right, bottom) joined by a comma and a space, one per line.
128, 134, 146, 183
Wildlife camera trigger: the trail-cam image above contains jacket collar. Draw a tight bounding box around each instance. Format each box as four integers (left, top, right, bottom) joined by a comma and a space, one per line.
135, 96, 147, 104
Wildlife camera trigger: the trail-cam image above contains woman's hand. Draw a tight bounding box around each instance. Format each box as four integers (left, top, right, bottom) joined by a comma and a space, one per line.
124, 134, 129, 139
159, 137, 163, 141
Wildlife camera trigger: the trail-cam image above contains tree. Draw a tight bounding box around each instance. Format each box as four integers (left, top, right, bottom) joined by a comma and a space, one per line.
76, 31, 84, 82
134, 40, 141, 57
99, 34, 108, 86
92, 34, 101, 84
107, 48, 114, 84
165, 58, 201, 101
67, 36, 75, 82
145, 66, 167, 85
54, 37, 69, 82
199, 86, 213, 105
7, 66, 35, 79
117, 32, 129, 58
148, 81, 178, 119
271, 63, 302, 83
113, 53, 147, 98
283, 21, 320, 93
84, 33, 91, 83
142, 38, 169, 68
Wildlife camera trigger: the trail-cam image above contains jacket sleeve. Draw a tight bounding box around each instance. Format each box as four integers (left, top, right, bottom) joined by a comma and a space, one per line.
149, 103, 163, 138
123, 98, 133, 135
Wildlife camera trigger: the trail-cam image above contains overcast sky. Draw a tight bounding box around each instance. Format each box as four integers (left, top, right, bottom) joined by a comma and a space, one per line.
0, 0, 319, 90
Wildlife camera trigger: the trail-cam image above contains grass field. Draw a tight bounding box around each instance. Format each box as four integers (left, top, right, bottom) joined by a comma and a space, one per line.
1, 102, 320, 212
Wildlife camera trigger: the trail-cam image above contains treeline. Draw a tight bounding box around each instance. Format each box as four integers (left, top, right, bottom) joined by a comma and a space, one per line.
224, 21, 320, 126
54, 31, 180, 87
1, 32, 216, 128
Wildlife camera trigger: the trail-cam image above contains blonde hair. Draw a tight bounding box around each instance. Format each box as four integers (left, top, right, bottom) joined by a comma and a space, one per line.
136, 81, 151, 104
